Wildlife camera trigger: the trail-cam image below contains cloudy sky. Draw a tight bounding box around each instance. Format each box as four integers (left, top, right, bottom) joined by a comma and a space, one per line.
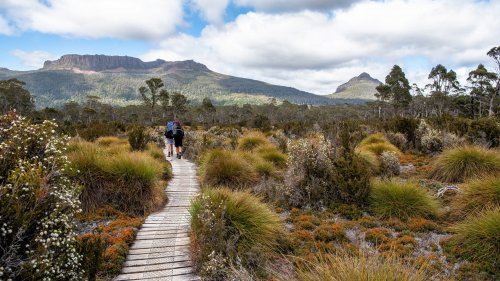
0, 0, 499, 95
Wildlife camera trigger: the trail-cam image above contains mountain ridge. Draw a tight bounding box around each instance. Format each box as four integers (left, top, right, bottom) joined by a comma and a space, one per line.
1, 54, 368, 108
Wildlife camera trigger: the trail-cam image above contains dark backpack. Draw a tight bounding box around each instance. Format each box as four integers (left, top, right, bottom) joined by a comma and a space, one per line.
173, 123, 184, 137
165, 129, 173, 138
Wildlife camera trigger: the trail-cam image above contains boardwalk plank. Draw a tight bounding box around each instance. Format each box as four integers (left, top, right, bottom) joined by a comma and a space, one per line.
115, 157, 199, 281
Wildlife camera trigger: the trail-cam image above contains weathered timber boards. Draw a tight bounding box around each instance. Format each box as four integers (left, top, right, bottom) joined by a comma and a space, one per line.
115, 156, 200, 281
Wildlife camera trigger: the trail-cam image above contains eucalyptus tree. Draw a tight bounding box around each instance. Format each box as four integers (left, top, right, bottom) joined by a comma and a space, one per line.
487, 46, 500, 116
467, 64, 497, 117
0, 78, 34, 114
139, 77, 168, 123
170, 92, 189, 119
426, 64, 461, 117
376, 65, 412, 116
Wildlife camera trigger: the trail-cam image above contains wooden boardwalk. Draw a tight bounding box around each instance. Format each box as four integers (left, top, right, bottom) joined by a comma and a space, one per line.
115, 157, 200, 281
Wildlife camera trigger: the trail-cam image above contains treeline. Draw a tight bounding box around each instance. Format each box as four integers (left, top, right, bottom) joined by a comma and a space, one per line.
1, 46, 499, 130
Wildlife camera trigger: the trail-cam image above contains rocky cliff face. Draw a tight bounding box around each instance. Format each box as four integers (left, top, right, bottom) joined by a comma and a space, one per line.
328, 72, 382, 100
42, 54, 208, 72
334, 72, 381, 93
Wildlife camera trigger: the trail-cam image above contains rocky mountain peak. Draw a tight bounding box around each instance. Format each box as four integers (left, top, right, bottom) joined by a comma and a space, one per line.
42, 54, 208, 72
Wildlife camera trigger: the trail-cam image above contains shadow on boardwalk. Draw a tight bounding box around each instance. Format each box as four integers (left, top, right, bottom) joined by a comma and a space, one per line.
115, 157, 200, 281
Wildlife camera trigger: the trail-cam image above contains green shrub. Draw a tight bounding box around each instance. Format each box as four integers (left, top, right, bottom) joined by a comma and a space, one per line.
468, 118, 500, 147
127, 125, 149, 151
449, 208, 500, 274
286, 136, 371, 208
0, 113, 83, 280
294, 251, 428, 281
370, 179, 439, 219
383, 117, 419, 148
190, 188, 281, 279
330, 153, 372, 205
77, 233, 105, 281
238, 131, 270, 151
429, 145, 500, 182
452, 176, 500, 217
199, 149, 258, 188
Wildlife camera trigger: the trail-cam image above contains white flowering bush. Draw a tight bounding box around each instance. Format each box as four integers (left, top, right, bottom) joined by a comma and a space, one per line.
0, 113, 82, 280
442, 132, 465, 149
183, 127, 240, 161
417, 120, 443, 154
385, 132, 408, 151
284, 135, 334, 208
380, 151, 401, 178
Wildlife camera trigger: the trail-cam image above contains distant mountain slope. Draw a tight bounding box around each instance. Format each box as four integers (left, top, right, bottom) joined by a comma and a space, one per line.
0, 54, 366, 108
327, 72, 382, 100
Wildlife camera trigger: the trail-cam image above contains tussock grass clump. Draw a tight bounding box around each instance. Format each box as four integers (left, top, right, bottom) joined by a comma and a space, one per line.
429, 145, 500, 182
190, 188, 281, 279
238, 131, 270, 151
200, 149, 259, 188
258, 146, 288, 168
448, 208, 500, 273
359, 133, 389, 146
357, 142, 401, 156
370, 179, 439, 219
452, 176, 500, 217
357, 150, 380, 172
356, 133, 401, 156
105, 152, 163, 187
96, 136, 127, 147
294, 251, 428, 281
68, 140, 167, 215
146, 143, 166, 161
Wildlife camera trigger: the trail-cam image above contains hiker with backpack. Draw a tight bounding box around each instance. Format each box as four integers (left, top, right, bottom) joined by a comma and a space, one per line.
164, 120, 174, 157
173, 119, 184, 159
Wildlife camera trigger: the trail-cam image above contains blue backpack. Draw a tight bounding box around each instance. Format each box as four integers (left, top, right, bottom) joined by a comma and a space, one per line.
164, 121, 174, 138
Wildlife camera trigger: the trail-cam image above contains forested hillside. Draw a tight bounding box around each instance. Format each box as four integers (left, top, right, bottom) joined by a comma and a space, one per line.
0, 55, 364, 108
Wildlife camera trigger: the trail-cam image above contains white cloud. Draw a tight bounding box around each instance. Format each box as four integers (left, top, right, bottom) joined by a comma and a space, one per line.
234, 0, 361, 12
11, 49, 57, 69
143, 0, 500, 95
0, 15, 13, 35
191, 0, 230, 24
0, 0, 184, 40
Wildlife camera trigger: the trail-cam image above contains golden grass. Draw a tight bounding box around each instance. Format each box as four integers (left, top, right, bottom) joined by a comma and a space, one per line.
238, 131, 270, 151
370, 179, 439, 219
451, 176, 500, 217
68, 139, 167, 215
429, 145, 500, 182
200, 149, 259, 188
356, 133, 401, 158
293, 250, 429, 281
449, 207, 500, 273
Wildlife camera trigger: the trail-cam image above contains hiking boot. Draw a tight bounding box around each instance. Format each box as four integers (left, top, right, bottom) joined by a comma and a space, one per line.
177, 154, 181, 159
167, 152, 171, 157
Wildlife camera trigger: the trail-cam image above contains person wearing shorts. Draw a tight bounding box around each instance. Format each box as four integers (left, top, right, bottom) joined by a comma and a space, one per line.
164, 121, 174, 157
